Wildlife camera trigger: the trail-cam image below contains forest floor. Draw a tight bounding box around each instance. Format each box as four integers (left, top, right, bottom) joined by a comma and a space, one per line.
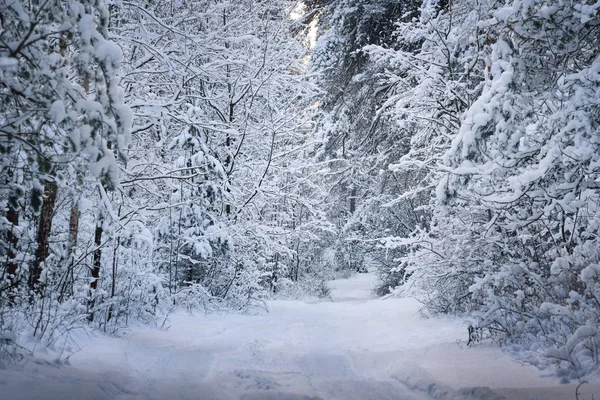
1, 272, 599, 400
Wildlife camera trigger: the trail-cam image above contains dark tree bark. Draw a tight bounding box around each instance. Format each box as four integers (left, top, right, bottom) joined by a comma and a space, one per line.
88, 221, 103, 322
69, 204, 80, 250
91, 224, 103, 291
59, 204, 79, 302
186, 260, 194, 285
5, 205, 19, 299
270, 253, 279, 293
107, 235, 119, 322
29, 180, 58, 295
349, 185, 357, 214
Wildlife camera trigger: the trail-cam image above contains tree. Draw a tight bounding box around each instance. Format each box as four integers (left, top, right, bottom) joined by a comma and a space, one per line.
362, 0, 488, 297
0, 0, 132, 344
105, 0, 323, 312
378, 0, 600, 380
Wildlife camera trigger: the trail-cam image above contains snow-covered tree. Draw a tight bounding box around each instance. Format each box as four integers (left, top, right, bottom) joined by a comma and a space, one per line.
373, 0, 600, 380
103, 0, 324, 312
1, 0, 131, 342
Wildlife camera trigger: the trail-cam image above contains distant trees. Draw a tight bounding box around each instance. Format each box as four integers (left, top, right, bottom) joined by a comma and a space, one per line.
302, 0, 429, 283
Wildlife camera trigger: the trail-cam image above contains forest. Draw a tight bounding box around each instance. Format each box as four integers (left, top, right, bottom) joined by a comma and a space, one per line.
1, 0, 599, 385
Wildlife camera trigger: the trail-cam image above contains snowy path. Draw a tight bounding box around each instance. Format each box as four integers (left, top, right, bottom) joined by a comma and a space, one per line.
1, 273, 598, 400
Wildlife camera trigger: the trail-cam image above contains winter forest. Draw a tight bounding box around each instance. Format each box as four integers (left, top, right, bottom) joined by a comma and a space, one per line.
1, 0, 600, 397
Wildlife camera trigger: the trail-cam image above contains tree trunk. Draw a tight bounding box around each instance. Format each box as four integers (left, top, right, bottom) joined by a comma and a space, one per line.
59, 204, 79, 302
349, 185, 357, 214
294, 239, 300, 282
225, 129, 232, 215
270, 253, 279, 293
69, 204, 80, 252
89, 221, 103, 322
5, 205, 19, 299
29, 180, 58, 296
111, 239, 119, 298
67, 203, 79, 289
186, 264, 194, 285
107, 236, 119, 322
91, 223, 103, 290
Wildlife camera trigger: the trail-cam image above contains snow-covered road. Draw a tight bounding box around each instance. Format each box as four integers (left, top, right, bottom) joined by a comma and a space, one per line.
1, 273, 598, 399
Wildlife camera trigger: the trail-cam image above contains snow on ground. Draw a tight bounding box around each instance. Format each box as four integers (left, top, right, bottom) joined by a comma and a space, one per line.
1, 272, 599, 400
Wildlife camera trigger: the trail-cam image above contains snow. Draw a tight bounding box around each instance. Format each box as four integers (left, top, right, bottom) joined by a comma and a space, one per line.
49, 100, 66, 124
1, 272, 599, 400
0, 57, 18, 70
